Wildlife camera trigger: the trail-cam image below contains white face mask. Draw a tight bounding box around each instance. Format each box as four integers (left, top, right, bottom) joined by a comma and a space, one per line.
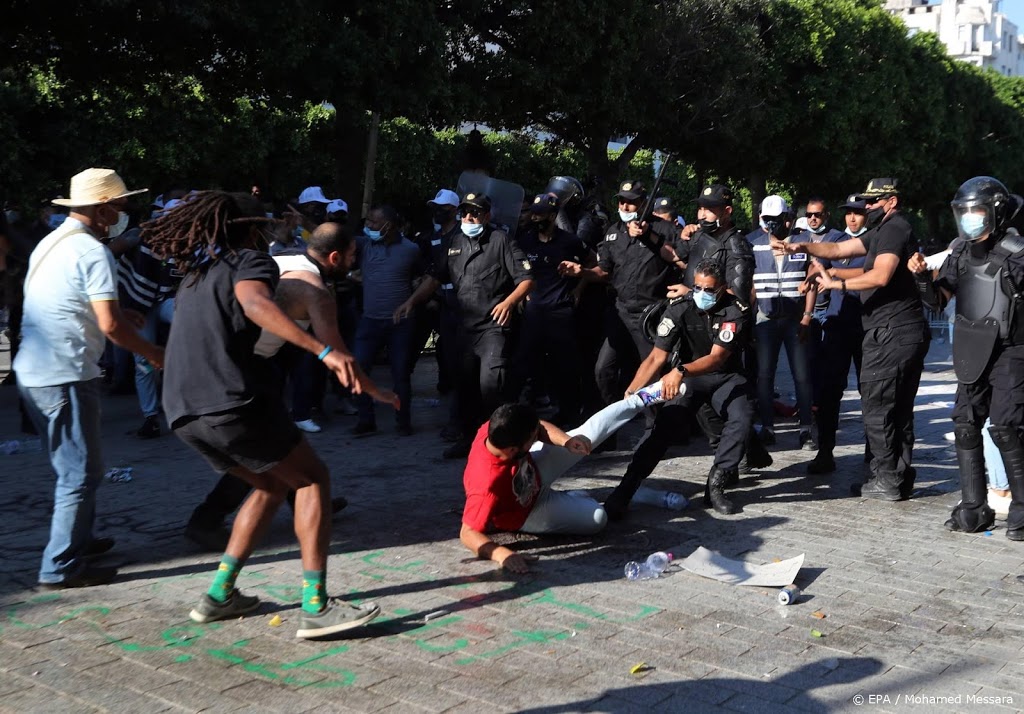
108, 211, 130, 239
845, 226, 867, 237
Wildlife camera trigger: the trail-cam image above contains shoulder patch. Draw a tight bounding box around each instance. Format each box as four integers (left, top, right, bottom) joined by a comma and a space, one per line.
656, 317, 675, 337
522, 260, 532, 271
718, 329, 734, 343
448, 248, 461, 256
605, 233, 617, 242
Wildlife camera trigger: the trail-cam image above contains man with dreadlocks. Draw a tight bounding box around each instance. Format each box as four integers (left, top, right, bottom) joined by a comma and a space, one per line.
146, 191, 382, 638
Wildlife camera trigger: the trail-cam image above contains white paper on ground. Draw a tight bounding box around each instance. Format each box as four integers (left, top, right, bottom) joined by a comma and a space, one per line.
678, 546, 804, 587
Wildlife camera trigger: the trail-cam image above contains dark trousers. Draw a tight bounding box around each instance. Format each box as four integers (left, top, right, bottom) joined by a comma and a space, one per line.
952, 343, 1024, 531
456, 326, 517, 434
576, 286, 609, 418
516, 305, 580, 419
860, 323, 929, 488
622, 373, 754, 484
354, 316, 413, 427
816, 319, 864, 453
595, 307, 653, 406
409, 297, 450, 389
439, 304, 462, 426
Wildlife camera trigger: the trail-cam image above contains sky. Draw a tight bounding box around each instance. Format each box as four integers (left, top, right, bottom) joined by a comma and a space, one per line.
1003, 0, 1024, 29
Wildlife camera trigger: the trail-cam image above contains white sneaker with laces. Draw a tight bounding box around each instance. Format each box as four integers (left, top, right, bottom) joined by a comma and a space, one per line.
295, 419, 322, 434
634, 380, 675, 407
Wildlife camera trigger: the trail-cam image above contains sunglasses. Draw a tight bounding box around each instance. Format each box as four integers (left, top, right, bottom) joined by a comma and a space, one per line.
805, 211, 824, 219
692, 285, 720, 294
462, 208, 484, 218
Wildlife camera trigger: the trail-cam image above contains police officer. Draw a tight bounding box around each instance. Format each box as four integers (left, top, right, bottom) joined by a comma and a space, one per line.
807, 195, 869, 474
396, 192, 534, 458
775, 178, 929, 501
674, 184, 754, 305
515, 194, 593, 425
545, 175, 607, 252
605, 258, 755, 518
910, 176, 1024, 538
558, 180, 681, 418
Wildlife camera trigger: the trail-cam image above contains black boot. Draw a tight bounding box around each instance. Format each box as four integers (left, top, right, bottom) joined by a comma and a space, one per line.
946, 424, 994, 533
807, 450, 836, 475
989, 424, 1024, 540
704, 466, 739, 515
861, 472, 901, 501
604, 471, 645, 522
739, 430, 773, 474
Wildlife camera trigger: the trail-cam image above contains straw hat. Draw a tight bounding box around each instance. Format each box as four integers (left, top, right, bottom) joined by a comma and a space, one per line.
52, 168, 147, 207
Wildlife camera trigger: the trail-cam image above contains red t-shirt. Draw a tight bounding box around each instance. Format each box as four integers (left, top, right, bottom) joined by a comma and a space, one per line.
462, 424, 542, 533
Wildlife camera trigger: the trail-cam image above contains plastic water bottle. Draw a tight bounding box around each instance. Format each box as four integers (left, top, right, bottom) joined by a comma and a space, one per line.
632, 486, 688, 511
624, 551, 674, 581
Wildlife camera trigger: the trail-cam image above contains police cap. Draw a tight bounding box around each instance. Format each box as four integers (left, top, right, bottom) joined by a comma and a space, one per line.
856, 178, 899, 202
615, 180, 647, 202
530, 193, 560, 214
839, 194, 867, 212
653, 196, 676, 214
695, 184, 734, 208
459, 192, 492, 211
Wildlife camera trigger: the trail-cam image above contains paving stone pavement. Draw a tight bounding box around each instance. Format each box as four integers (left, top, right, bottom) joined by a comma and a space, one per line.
1, 334, 1023, 713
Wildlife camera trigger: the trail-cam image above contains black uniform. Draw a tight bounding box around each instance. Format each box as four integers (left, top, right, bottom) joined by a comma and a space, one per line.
857, 211, 929, 499
431, 224, 533, 433
932, 233, 1024, 533
409, 224, 460, 394
594, 218, 679, 404
611, 293, 755, 503
678, 226, 755, 307
515, 225, 588, 421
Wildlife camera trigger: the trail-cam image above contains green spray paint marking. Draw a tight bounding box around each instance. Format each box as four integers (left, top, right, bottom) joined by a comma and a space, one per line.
3, 595, 357, 689
522, 588, 660, 623
454, 627, 580, 665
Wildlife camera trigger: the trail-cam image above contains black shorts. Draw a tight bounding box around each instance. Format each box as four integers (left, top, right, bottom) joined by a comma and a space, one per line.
174, 396, 302, 475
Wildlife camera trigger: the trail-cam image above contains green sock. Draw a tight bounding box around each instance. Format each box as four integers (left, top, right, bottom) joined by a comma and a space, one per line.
302, 570, 327, 614
207, 554, 242, 603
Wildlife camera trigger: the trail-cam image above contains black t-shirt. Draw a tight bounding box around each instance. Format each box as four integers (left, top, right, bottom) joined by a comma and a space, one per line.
517, 226, 586, 309
858, 212, 925, 330
163, 250, 280, 427
430, 225, 533, 331
597, 218, 678, 315
653, 294, 749, 374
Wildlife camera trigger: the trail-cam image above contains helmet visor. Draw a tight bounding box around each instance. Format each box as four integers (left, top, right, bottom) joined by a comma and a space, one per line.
951, 199, 994, 242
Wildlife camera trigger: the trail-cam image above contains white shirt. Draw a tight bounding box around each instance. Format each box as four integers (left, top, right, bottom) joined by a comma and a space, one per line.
252, 253, 320, 358
14, 218, 118, 387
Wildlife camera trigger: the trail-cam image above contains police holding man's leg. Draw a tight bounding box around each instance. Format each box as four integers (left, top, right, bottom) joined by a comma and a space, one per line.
604, 259, 755, 519
775, 178, 929, 501
911, 176, 1024, 539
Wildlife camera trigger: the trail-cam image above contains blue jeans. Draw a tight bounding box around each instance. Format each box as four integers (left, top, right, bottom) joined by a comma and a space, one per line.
983, 418, 1010, 489
134, 298, 174, 417
354, 316, 413, 427
19, 379, 105, 584
755, 316, 813, 430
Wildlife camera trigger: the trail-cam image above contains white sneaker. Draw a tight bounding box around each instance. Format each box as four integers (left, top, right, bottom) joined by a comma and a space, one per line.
295, 419, 322, 434
944, 432, 955, 443
988, 490, 1011, 518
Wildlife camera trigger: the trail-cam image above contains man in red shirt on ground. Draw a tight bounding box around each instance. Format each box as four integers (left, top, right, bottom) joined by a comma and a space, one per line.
460, 382, 667, 572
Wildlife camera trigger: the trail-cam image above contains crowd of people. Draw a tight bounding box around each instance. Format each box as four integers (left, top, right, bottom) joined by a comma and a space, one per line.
2, 163, 1023, 639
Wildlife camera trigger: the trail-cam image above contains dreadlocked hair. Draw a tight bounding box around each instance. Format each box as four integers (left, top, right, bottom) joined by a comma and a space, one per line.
141, 191, 277, 279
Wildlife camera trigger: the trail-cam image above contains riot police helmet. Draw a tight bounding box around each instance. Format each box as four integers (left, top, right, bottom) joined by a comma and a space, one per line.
545, 176, 584, 208
950, 176, 1021, 242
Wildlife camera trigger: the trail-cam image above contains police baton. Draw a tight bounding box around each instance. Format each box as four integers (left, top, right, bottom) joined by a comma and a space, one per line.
635, 152, 674, 227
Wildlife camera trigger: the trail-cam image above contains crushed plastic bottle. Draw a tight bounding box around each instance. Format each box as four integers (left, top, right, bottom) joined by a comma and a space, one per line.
105, 467, 133, 483
632, 486, 687, 511
624, 551, 674, 581
1, 439, 42, 455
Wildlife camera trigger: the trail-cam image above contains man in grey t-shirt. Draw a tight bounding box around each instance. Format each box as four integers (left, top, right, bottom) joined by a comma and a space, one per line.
351, 205, 426, 436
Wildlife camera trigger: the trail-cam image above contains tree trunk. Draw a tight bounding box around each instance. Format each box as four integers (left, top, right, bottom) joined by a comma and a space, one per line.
747, 174, 767, 227
332, 108, 371, 226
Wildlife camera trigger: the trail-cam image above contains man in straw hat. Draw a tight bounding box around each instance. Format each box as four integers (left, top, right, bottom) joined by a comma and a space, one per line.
15, 168, 165, 589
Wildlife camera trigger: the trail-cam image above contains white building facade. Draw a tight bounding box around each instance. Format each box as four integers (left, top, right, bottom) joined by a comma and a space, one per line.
885, 0, 1024, 76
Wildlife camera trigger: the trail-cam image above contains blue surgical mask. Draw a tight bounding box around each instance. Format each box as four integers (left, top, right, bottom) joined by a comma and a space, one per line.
461, 222, 485, 238
694, 290, 718, 311
48, 213, 67, 230
432, 223, 442, 233
619, 210, 638, 223
960, 212, 987, 240
810, 224, 827, 235
364, 226, 383, 241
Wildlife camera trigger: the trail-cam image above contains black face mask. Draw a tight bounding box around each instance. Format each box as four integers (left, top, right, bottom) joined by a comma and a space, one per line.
763, 219, 787, 239
432, 208, 454, 225
534, 217, 553, 232
698, 218, 720, 233
865, 206, 886, 230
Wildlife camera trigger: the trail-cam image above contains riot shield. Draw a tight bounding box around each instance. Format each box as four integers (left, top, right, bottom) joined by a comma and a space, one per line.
456, 170, 526, 241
